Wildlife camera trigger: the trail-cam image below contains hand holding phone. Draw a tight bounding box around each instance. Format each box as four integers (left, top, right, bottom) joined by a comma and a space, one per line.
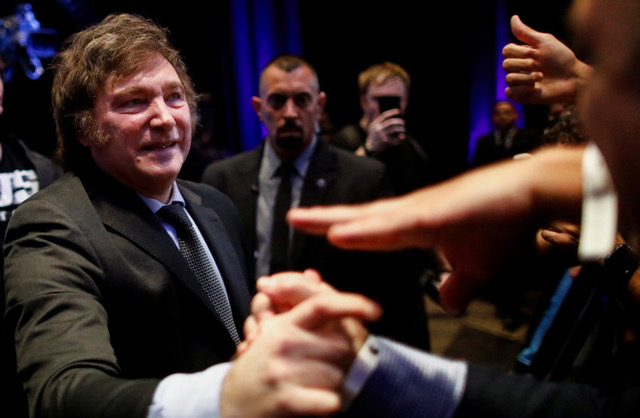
366, 95, 406, 152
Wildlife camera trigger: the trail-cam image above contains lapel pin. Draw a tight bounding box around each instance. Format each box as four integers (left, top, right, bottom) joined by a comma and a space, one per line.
315, 178, 327, 188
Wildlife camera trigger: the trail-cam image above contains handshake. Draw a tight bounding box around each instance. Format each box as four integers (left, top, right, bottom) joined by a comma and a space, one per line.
223, 269, 381, 417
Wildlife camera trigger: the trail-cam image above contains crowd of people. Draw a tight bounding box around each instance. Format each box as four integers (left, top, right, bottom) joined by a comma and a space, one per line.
1, 0, 639, 416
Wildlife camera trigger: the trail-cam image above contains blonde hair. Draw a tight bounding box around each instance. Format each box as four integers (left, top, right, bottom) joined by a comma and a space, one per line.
357, 62, 410, 96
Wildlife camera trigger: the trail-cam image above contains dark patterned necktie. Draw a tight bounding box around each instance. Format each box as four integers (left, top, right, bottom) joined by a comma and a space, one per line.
270, 161, 295, 274
158, 203, 240, 345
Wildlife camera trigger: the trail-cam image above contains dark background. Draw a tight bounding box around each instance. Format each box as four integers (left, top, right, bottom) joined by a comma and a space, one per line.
0, 0, 573, 180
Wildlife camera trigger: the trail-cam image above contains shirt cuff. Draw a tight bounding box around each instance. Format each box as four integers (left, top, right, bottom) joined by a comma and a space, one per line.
340, 335, 380, 410
578, 142, 618, 261
147, 362, 232, 418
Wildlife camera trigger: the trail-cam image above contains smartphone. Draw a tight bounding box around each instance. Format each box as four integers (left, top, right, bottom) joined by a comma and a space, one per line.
377, 95, 401, 115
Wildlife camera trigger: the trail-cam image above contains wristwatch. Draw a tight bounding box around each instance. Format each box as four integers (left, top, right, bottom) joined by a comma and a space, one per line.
603, 243, 640, 315
604, 244, 639, 284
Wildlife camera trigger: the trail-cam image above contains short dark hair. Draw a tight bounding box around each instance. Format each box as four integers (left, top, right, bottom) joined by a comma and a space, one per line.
258, 54, 320, 94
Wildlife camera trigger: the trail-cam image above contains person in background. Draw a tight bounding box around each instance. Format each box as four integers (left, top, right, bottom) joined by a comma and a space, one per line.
202, 55, 430, 350
471, 100, 543, 167
0, 67, 60, 418
330, 61, 437, 195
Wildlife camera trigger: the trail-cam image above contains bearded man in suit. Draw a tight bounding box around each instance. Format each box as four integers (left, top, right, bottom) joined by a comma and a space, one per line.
202, 55, 430, 350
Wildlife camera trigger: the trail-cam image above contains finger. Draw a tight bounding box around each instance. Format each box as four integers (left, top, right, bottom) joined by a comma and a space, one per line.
288, 197, 407, 239
235, 340, 250, 356
327, 212, 433, 251
378, 108, 402, 120
510, 15, 547, 47
302, 268, 324, 283
504, 71, 543, 86
287, 293, 382, 330
539, 229, 578, 247
257, 273, 334, 308
505, 85, 541, 102
251, 291, 278, 320
502, 43, 539, 60
502, 57, 541, 74
260, 269, 325, 287
379, 118, 405, 130
549, 221, 581, 236
287, 205, 365, 235
243, 314, 260, 342
269, 357, 346, 390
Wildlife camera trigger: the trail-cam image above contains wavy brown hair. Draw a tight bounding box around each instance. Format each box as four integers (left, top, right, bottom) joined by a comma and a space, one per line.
51, 13, 198, 172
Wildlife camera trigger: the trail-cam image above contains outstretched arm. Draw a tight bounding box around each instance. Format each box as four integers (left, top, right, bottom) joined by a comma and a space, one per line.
288, 146, 585, 315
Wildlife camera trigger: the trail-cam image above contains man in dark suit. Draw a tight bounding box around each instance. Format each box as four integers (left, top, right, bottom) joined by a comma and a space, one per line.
3, 15, 373, 418
471, 100, 543, 168
202, 55, 430, 350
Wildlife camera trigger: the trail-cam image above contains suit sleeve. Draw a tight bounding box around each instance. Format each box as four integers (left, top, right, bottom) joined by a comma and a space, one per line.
350, 337, 640, 418
349, 337, 466, 417
455, 364, 640, 418
4, 197, 158, 418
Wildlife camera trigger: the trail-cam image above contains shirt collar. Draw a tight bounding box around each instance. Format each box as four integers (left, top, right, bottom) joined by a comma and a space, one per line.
262, 136, 318, 179
138, 182, 186, 214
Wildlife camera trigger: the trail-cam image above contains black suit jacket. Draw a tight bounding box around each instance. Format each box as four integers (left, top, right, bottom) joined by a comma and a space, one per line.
3, 168, 253, 417
351, 338, 640, 417
202, 140, 430, 350
471, 128, 543, 168
454, 364, 640, 417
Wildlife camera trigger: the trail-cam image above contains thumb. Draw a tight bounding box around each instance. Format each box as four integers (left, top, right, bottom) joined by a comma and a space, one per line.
510, 15, 545, 47
289, 293, 382, 330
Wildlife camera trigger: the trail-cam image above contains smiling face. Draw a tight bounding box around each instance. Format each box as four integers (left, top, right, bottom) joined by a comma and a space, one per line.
252, 64, 326, 160
85, 54, 191, 202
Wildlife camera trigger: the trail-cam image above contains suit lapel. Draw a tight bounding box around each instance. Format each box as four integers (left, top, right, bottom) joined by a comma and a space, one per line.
90, 178, 194, 285
88, 173, 248, 341
232, 147, 262, 259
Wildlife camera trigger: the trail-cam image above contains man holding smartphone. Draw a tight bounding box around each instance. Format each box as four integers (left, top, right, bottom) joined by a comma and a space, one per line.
330, 62, 437, 195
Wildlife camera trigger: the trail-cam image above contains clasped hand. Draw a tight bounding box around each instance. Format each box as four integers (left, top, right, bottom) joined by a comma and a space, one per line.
221, 269, 380, 417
